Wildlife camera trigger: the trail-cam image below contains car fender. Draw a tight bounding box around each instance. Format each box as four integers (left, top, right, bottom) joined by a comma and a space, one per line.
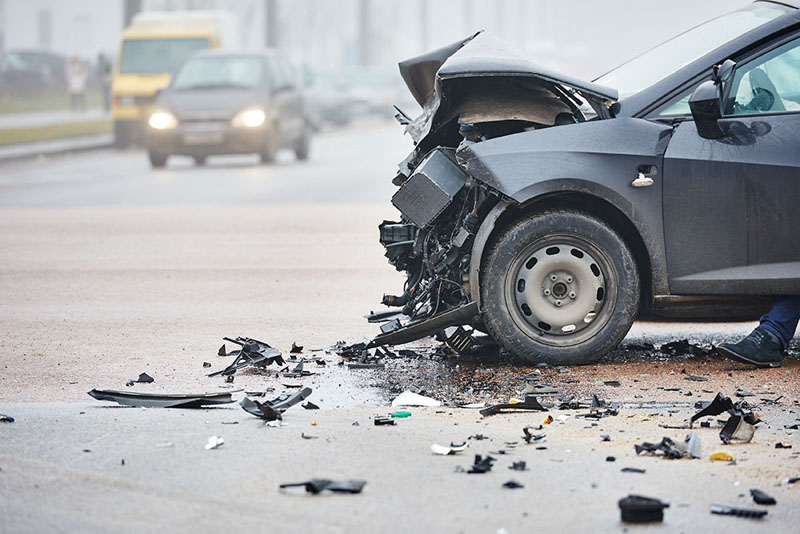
462, 118, 674, 309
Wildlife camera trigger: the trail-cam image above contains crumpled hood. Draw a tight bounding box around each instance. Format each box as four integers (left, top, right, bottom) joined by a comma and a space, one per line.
399, 31, 617, 109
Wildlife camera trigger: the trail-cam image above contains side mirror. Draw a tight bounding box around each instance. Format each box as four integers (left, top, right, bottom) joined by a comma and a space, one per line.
689, 80, 725, 139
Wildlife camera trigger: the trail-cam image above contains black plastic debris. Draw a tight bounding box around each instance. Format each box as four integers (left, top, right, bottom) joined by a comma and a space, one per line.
374, 417, 396, 426
690, 392, 760, 444
202, 362, 211, 368
88, 389, 236, 408
302, 401, 320, 410
621, 467, 646, 474
735, 391, 755, 398
509, 461, 527, 471
301, 433, 318, 440
710, 504, 767, 518
659, 339, 706, 356
601, 434, 611, 442
606, 456, 616, 462
619, 495, 669, 523
503, 480, 524, 489
209, 337, 284, 377
522, 426, 546, 444
283, 360, 314, 378
125, 372, 154, 386
469, 434, 489, 440
750, 489, 776, 505
445, 325, 474, 353
0, 414, 14, 423
775, 442, 792, 449
240, 387, 312, 421
280, 479, 366, 495
290, 342, 303, 353
467, 455, 496, 474
685, 375, 708, 382
787, 477, 800, 484
226, 375, 235, 383
635, 437, 684, 459
604, 380, 621, 387
480, 395, 546, 416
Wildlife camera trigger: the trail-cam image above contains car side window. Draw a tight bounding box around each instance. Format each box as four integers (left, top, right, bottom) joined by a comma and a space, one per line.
654, 86, 696, 117
726, 37, 800, 115
276, 56, 296, 89
266, 57, 285, 90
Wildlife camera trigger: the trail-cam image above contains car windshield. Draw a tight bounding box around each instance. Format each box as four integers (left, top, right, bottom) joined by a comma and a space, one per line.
171, 56, 264, 90
119, 37, 209, 75
595, 3, 790, 100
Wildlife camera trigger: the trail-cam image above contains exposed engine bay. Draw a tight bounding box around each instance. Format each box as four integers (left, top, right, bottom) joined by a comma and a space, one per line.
368, 31, 618, 351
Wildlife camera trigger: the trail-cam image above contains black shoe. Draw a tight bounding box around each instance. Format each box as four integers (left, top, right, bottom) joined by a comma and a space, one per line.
717, 327, 783, 368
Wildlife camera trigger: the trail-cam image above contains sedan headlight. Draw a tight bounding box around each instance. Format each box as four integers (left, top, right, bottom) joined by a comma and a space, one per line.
232, 108, 266, 128
148, 110, 177, 130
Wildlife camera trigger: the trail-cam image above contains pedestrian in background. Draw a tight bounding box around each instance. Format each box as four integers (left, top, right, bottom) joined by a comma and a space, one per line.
96, 53, 112, 112
66, 56, 88, 111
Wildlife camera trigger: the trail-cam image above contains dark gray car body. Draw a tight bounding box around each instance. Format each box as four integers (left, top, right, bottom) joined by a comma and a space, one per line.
374, 0, 800, 349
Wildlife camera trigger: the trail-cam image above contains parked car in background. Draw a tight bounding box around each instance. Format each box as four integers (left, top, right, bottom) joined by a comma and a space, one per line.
372, 0, 800, 365
112, 10, 240, 148
7, 50, 66, 92
145, 49, 311, 168
0, 52, 49, 96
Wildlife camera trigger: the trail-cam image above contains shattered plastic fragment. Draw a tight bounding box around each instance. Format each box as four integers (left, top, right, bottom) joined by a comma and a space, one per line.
88, 389, 236, 408
466, 455, 495, 474
431, 442, 469, 455
391, 411, 411, 418
619, 495, 669, 523
685, 375, 708, 382
685, 433, 702, 459
750, 489, 776, 505
710, 504, 767, 518
204, 435, 224, 450
203, 362, 211, 368
775, 442, 792, 449
240, 387, 312, 421
621, 467, 646, 474
0, 414, 14, 423
522, 426, 546, 444
279, 479, 366, 494
480, 395, 546, 417
391, 390, 442, 407
503, 480, 524, 489
290, 342, 303, 353
709, 451, 735, 462
509, 461, 527, 471
543, 415, 554, 424
720, 416, 755, 444
374, 417, 396, 426
209, 337, 284, 377
302, 401, 320, 410
635, 437, 684, 459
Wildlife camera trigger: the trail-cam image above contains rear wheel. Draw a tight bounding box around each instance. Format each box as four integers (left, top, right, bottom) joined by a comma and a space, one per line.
148, 150, 168, 168
294, 126, 311, 161
480, 210, 639, 365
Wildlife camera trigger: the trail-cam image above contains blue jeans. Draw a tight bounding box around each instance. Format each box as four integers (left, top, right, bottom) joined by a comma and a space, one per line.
760, 296, 800, 349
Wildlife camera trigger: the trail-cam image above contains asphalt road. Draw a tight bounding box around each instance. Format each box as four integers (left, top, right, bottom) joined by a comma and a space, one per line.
1, 121, 798, 533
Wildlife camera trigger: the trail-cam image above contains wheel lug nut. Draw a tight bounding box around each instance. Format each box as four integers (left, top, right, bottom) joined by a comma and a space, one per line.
550, 275, 557, 282
569, 292, 576, 299
544, 289, 551, 296
555, 300, 562, 306
566, 276, 573, 283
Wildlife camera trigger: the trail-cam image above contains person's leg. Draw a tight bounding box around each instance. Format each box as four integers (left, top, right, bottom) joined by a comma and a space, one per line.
759, 296, 800, 349
716, 298, 800, 368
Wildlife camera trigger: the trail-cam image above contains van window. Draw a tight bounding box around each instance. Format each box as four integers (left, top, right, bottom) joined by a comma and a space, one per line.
119, 37, 209, 75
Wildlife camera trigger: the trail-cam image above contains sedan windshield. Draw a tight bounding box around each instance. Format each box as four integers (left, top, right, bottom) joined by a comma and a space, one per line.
119, 38, 209, 75
171, 56, 264, 90
595, 3, 790, 100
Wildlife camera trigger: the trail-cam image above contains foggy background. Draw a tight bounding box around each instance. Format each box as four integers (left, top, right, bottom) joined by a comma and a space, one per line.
1, 0, 752, 84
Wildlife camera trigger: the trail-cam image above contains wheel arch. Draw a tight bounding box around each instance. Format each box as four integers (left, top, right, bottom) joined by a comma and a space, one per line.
470, 185, 659, 313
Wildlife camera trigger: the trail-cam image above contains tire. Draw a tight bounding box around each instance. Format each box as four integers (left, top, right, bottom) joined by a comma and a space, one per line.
259, 126, 278, 164
148, 150, 168, 168
193, 156, 207, 166
114, 121, 131, 149
294, 126, 311, 161
480, 210, 639, 365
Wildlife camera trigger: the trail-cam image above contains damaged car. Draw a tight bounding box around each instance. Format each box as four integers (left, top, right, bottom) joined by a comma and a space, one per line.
374, 1, 800, 364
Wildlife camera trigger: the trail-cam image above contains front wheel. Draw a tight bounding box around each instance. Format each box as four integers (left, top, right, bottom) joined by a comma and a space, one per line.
294, 127, 311, 161
148, 150, 168, 168
480, 210, 639, 365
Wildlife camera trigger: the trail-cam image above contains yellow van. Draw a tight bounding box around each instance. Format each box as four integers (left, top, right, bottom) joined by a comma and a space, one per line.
112, 11, 238, 147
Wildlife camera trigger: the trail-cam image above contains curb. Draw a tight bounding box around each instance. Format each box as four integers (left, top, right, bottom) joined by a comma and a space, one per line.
0, 134, 114, 164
